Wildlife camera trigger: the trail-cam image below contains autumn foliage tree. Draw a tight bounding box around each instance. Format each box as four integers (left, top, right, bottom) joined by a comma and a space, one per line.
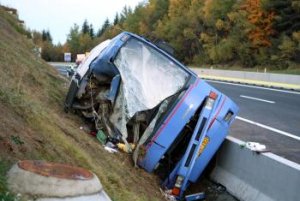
242, 0, 275, 47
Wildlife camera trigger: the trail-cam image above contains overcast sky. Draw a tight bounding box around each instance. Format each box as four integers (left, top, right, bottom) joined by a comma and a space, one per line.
0, 0, 143, 44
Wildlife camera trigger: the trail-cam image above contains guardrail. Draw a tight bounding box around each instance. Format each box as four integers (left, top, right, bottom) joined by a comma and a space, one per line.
210, 136, 300, 201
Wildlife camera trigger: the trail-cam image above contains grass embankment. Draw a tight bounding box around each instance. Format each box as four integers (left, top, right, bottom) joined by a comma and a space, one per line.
0, 7, 162, 201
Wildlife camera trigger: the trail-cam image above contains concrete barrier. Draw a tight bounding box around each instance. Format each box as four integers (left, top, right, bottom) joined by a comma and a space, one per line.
210, 136, 300, 201
191, 68, 300, 90
192, 68, 300, 85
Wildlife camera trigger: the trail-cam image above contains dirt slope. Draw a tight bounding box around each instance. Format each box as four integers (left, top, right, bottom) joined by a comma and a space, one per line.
0, 7, 163, 201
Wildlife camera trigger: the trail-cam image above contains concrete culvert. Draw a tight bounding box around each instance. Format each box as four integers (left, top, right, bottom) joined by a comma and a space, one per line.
7, 160, 112, 201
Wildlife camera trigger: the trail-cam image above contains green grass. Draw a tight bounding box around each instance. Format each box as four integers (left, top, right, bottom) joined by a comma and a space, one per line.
0, 160, 20, 201
0, 7, 162, 201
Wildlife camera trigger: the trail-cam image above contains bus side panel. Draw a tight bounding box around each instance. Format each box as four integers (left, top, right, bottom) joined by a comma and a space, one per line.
189, 98, 239, 182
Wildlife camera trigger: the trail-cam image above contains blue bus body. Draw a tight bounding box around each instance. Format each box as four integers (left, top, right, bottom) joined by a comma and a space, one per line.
65, 32, 239, 200
138, 78, 238, 198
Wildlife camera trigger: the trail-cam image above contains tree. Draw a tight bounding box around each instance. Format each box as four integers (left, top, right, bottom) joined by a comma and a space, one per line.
262, 0, 300, 35
78, 34, 93, 53
32, 31, 43, 45
66, 24, 81, 59
97, 18, 110, 37
57, 0, 299, 68
120, 6, 132, 23
113, 13, 119, 25
82, 19, 90, 35
123, 3, 146, 33
203, 0, 236, 25
278, 35, 297, 60
89, 24, 95, 39
42, 30, 52, 43
242, 0, 275, 48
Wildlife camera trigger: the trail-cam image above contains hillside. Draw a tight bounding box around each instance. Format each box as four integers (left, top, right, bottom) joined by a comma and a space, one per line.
0, 7, 163, 201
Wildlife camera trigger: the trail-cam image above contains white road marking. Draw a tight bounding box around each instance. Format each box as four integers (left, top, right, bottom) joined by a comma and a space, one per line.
240, 95, 275, 104
236, 116, 300, 141
206, 80, 300, 95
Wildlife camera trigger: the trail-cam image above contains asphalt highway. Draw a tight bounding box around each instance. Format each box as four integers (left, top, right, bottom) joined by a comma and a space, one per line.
50, 62, 74, 77
207, 80, 300, 163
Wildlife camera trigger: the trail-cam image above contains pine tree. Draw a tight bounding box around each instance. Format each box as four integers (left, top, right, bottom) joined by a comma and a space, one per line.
41, 30, 52, 43
97, 18, 110, 37
81, 19, 90, 35
120, 6, 133, 24
113, 13, 119, 25
42, 30, 47, 41
263, 0, 300, 35
46, 31, 52, 42
89, 24, 95, 39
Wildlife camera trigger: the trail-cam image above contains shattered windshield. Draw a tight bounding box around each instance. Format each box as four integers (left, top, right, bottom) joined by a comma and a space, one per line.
114, 38, 189, 118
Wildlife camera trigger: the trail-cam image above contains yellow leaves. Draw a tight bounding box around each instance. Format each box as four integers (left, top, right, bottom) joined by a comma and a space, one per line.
278, 35, 296, 59
183, 28, 196, 40
227, 12, 238, 22
168, 0, 190, 18
203, 0, 213, 20
138, 21, 149, 35
78, 34, 93, 53
215, 19, 225, 30
200, 33, 212, 43
109, 25, 122, 38
292, 1, 300, 11
62, 44, 69, 53
292, 31, 300, 42
206, 38, 235, 63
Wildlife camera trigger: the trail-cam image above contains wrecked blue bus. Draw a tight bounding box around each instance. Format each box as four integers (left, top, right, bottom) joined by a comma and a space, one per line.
65, 32, 239, 200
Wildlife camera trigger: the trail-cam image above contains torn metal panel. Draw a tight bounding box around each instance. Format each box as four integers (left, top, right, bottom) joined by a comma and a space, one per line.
111, 38, 188, 139
114, 38, 188, 117
132, 99, 169, 166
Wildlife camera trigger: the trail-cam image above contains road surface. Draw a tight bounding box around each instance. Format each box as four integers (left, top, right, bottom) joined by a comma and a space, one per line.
49, 62, 74, 77
207, 80, 300, 163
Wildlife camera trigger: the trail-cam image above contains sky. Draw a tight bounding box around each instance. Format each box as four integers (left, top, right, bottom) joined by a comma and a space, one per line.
0, 0, 143, 44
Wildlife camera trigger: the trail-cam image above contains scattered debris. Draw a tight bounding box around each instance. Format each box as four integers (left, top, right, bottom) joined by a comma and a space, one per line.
117, 143, 135, 153
96, 130, 107, 145
104, 145, 118, 153
242, 142, 267, 152
160, 188, 177, 201
185, 192, 205, 201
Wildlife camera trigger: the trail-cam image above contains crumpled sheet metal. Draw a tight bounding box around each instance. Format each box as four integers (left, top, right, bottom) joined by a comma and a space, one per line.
111, 39, 188, 139
132, 100, 169, 166
76, 40, 111, 78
